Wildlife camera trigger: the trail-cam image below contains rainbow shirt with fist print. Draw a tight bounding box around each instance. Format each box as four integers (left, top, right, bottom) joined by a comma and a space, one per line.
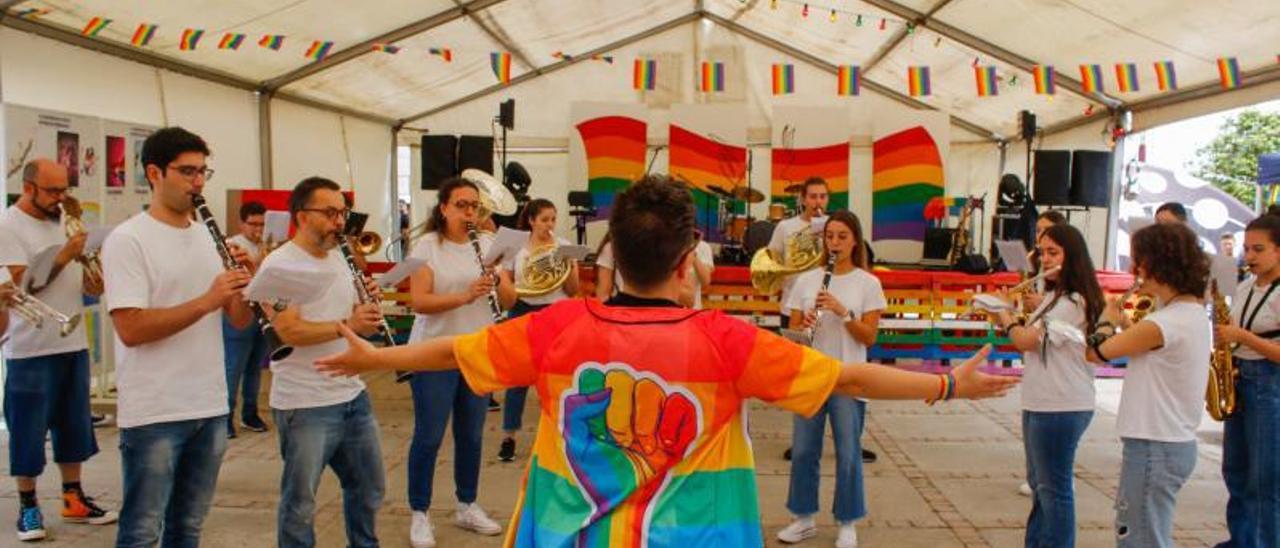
453, 298, 841, 547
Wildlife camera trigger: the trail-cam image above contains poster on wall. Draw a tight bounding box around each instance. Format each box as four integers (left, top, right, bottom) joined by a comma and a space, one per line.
568, 102, 648, 223
871, 111, 950, 263
771, 106, 851, 215
668, 103, 747, 243
106, 136, 125, 193
56, 130, 80, 187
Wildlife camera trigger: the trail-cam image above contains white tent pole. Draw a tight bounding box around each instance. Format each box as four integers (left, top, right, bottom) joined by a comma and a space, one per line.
339, 115, 355, 190
1104, 131, 1128, 270
153, 68, 170, 127
258, 92, 273, 189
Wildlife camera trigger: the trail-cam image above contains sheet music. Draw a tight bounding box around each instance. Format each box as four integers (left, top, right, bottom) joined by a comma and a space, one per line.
809, 216, 829, 234
971, 293, 1015, 313
244, 260, 337, 304
555, 245, 591, 262
26, 244, 60, 290
85, 224, 117, 253
377, 257, 426, 288
994, 239, 1032, 272
264, 211, 290, 243
483, 226, 529, 266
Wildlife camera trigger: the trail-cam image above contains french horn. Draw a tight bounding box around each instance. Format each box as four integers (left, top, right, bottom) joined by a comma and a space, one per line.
515, 243, 574, 298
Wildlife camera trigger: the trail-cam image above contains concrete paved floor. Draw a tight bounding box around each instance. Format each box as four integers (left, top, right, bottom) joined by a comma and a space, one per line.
0, 372, 1230, 547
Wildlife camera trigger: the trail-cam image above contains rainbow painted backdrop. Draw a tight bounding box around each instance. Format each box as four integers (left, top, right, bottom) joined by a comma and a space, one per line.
669, 125, 746, 242
872, 126, 944, 243
575, 116, 647, 220
770, 143, 849, 212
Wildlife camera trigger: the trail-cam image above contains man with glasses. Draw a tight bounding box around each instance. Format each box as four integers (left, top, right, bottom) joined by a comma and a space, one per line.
258, 177, 386, 547
0, 158, 114, 542
223, 200, 270, 438
102, 127, 255, 547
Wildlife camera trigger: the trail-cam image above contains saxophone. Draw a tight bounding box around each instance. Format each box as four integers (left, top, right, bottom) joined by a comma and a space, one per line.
1206, 280, 1238, 421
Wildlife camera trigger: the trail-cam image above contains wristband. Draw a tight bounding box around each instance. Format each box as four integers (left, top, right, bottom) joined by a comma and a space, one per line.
943, 372, 957, 401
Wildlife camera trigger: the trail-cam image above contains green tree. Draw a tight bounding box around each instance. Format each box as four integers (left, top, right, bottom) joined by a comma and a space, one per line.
1192, 109, 1280, 205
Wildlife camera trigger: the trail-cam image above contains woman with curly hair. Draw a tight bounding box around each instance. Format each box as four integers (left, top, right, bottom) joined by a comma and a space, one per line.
1087, 222, 1211, 548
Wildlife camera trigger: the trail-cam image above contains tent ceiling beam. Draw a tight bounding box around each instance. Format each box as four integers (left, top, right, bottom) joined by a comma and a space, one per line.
703, 11, 1000, 141
862, 0, 953, 73
0, 1, 30, 14
401, 11, 701, 125
262, 0, 512, 92
859, 0, 1123, 109
453, 0, 538, 75
0, 13, 396, 126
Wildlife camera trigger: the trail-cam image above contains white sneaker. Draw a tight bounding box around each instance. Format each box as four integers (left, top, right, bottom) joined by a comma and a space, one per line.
409, 511, 435, 548
455, 503, 503, 536
777, 516, 817, 544
836, 522, 858, 548
1018, 482, 1033, 496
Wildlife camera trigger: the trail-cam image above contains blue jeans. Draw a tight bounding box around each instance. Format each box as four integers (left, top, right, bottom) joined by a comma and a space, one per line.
1116, 438, 1197, 548
786, 396, 866, 522
116, 416, 228, 548
408, 370, 488, 511
501, 300, 545, 433
273, 391, 385, 548
223, 316, 266, 421
1023, 410, 1093, 548
1219, 359, 1280, 548
4, 350, 98, 477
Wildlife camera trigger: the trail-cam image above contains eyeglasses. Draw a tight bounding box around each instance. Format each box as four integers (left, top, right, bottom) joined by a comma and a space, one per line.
450, 200, 482, 211
167, 165, 215, 181
301, 207, 350, 221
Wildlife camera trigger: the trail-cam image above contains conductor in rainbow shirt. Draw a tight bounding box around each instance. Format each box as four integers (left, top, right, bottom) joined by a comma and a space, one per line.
313, 175, 1018, 547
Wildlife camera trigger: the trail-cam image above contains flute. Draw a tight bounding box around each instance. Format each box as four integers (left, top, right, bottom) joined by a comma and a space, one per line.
465, 222, 504, 323
1007, 266, 1061, 297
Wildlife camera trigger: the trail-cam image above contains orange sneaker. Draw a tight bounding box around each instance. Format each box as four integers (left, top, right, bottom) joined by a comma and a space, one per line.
62, 490, 117, 525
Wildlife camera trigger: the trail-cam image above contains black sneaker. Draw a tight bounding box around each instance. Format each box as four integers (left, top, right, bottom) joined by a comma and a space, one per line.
240, 414, 268, 433
862, 449, 877, 463
488, 397, 501, 412
498, 438, 516, 462
783, 447, 792, 461
226, 417, 237, 439
91, 413, 114, 428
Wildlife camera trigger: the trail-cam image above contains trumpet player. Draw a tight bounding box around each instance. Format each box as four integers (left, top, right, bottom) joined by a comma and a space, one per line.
777, 211, 885, 548
1085, 222, 1210, 548
222, 200, 270, 438
257, 177, 385, 548
990, 224, 1104, 548
1214, 214, 1280, 548
495, 199, 579, 462
0, 158, 113, 542
102, 127, 256, 548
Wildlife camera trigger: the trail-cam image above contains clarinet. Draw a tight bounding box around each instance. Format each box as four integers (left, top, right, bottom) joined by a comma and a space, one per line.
337, 236, 414, 383
808, 251, 839, 343
191, 194, 293, 361
465, 222, 504, 323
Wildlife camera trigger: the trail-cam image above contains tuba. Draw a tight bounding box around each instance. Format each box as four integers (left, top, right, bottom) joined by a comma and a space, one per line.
460, 168, 517, 225
515, 243, 574, 298
60, 196, 104, 288
354, 232, 382, 256
1206, 280, 1238, 421
750, 224, 824, 294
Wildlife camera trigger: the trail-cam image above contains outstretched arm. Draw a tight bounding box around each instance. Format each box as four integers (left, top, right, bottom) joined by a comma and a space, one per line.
834, 345, 1016, 400
315, 323, 458, 376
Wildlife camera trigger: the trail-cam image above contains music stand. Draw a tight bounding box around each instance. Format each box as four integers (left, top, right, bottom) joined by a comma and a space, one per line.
567, 191, 595, 246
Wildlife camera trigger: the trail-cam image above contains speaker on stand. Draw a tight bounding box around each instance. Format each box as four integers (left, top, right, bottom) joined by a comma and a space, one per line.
1033, 150, 1072, 206
420, 135, 459, 190
1070, 150, 1114, 208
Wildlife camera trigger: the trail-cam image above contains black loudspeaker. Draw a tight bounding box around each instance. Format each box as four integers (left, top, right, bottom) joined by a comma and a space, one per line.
458, 135, 494, 175
1071, 150, 1114, 208
923, 228, 954, 260
1020, 111, 1037, 141
420, 135, 458, 190
1033, 150, 1072, 206
499, 99, 515, 131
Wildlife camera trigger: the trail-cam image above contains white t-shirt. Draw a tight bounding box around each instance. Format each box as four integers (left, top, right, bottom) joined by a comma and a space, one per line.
1116, 301, 1211, 442
227, 234, 262, 264
0, 206, 87, 358
409, 232, 497, 340
785, 267, 886, 365
687, 240, 714, 310
510, 237, 573, 306
594, 243, 626, 296
768, 216, 817, 314
1232, 276, 1280, 361
262, 242, 366, 410
102, 212, 228, 428
1019, 292, 1096, 412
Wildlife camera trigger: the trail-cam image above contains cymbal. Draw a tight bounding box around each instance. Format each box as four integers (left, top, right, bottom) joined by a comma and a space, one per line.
730, 186, 766, 203
784, 183, 804, 194
706, 184, 732, 197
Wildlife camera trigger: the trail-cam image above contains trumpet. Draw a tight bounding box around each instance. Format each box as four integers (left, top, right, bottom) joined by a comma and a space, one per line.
2, 281, 80, 337
60, 196, 104, 288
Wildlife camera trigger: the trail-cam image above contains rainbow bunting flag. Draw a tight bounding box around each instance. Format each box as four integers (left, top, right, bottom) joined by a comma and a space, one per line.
491, 52, 512, 84
771, 63, 795, 95
179, 29, 205, 51
552, 51, 572, 61
907, 66, 931, 97
259, 35, 285, 50
81, 17, 111, 37
1218, 57, 1242, 89
131, 24, 158, 47
1115, 63, 1140, 93
1153, 61, 1177, 91
1033, 65, 1056, 95
837, 65, 860, 96
305, 41, 334, 61
700, 61, 725, 92
14, 8, 50, 18
974, 65, 998, 97
633, 58, 657, 91
428, 48, 452, 62
591, 54, 614, 64
218, 33, 245, 50
371, 43, 401, 54
1079, 64, 1105, 94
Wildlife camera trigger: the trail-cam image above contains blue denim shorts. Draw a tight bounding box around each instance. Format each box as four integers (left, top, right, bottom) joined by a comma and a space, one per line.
3, 350, 99, 477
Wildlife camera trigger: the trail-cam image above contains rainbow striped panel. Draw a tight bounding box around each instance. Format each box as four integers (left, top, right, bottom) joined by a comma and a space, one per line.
81, 17, 111, 37
771, 142, 850, 212
371, 43, 401, 54
1079, 64, 1105, 94
837, 65, 860, 96
633, 58, 657, 91
699, 61, 725, 92
575, 116, 647, 220
218, 33, 245, 50
491, 52, 512, 84
1153, 61, 1177, 91
1114, 63, 1139, 93
907, 66, 931, 97
1033, 65, 1056, 95
179, 29, 204, 51
130, 24, 157, 47
259, 34, 285, 50
669, 124, 746, 241
872, 126, 944, 243
1218, 57, 1241, 89
974, 65, 998, 97
772, 64, 795, 95
428, 48, 452, 62
305, 41, 334, 61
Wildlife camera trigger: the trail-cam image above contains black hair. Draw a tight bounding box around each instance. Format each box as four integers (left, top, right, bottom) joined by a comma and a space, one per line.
1130, 222, 1209, 297
426, 177, 479, 234
608, 174, 696, 290
518, 198, 556, 231
824, 210, 868, 269
802, 176, 829, 197
239, 200, 266, 222
1155, 202, 1188, 222
141, 127, 210, 179
288, 177, 342, 226
1038, 210, 1067, 226
1246, 214, 1280, 247
1039, 224, 1105, 333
